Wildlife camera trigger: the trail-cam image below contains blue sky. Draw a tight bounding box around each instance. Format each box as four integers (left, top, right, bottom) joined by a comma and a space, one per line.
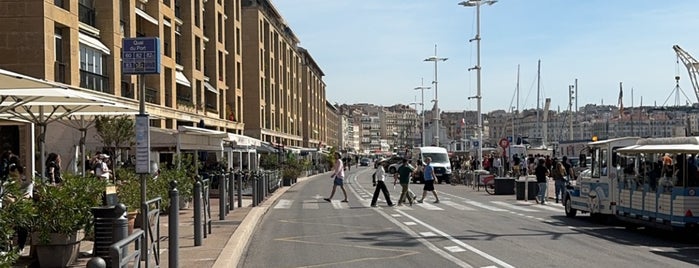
272, 0, 699, 113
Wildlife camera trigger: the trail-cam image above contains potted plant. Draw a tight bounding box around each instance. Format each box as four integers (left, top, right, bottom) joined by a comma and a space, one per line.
29, 174, 107, 268
0, 180, 34, 265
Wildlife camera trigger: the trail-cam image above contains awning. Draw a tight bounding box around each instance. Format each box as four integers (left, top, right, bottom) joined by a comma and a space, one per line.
257, 142, 277, 153
135, 8, 159, 25
204, 82, 218, 94
149, 126, 227, 152
78, 32, 110, 55
176, 71, 191, 87
226, 133, 261, 147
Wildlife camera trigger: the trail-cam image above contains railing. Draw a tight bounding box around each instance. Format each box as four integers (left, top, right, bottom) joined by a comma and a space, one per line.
80, 69, 109, 93
109, 230, 144, 268
78, 3, 96, 26
141, 197, 161, 268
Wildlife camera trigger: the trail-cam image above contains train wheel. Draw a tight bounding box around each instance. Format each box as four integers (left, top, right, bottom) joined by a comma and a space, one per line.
565, 197, 577, 218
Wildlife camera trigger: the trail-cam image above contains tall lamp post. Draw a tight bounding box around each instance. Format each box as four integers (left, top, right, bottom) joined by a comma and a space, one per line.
414, 84, 431, 147
460, 0, 496, 169
424, 46, 447, 147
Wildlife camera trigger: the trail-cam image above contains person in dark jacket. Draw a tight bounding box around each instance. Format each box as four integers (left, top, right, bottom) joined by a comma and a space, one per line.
535, 158, 549, 204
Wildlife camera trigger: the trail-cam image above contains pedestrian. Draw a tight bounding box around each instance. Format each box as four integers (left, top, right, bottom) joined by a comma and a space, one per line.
535, 158, 549, 204
417, 157, 440, 204
552, 160, 566, 203
393, 158, 414, 206
324, 152, 348, 203
45, 152, 63, 185
370, 164, 393, 207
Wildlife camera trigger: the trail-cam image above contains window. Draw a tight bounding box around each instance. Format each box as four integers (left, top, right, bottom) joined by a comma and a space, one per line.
218, 51, 224, 81
236, 62, 241, 89
54, 0, 65, 9
78, 0, 95, 26
195, 37, 201, 71
217, 13, 223, 42
236, 28, 241, 55
194, 0, 200, 27
54, 27, 65, 83
79, 45, 109, 92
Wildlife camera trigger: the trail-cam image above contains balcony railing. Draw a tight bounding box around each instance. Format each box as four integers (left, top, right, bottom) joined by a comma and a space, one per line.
54, 61, 66, 83
80, 70, 109, 93
78, 3, 96, 26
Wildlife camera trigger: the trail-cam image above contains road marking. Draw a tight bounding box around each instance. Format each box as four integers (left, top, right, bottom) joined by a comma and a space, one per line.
490, 201, 538, 212
445, 246, 466, 253
302, 200, 319, 210
417, 202, 444, 211
391, 214, 402, 217
536, 204, 564, 212
313, 194, 323, 199
464, 201, 508, 212
404, 222, 417, 226
395, 210, 515, 268
420, 231, 437, 237
330, 200, 346, 209
274, 199, 293, 209
441, 200, 476, 211
374, 209, 474, 268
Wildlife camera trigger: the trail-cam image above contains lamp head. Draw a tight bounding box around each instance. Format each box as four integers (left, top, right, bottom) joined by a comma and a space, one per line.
459, 0, 497, 7
424, 56, 448, 62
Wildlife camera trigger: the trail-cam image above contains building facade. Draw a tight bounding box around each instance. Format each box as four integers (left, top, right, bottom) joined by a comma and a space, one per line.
325, 101, 339, 149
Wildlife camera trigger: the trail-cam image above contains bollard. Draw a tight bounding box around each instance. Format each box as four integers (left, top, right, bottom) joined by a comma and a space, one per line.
237, 172, 243, 208
193, 180, 203, 246
113, 203, 128, 262
87, 257, 107, 268
169, 181, 179, 268
252, 173, 258, 207
228, 171, 235, 212
219, 174, 227, 220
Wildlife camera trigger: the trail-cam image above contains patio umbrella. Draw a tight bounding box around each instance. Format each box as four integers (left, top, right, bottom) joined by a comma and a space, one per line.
0, 68, 136, 178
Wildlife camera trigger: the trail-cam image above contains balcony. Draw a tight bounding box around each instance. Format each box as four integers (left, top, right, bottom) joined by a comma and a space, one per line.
80, 70, 109, 93
78, 3, 96, 26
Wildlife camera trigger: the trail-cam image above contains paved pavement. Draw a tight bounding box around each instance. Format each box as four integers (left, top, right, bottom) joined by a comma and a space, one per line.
11, 172, 325, 268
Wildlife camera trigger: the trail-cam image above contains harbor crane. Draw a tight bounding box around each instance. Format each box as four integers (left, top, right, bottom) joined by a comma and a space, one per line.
673, 45, 699, 104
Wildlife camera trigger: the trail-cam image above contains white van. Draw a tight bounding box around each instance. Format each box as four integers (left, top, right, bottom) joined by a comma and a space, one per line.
411, 146, 452, 184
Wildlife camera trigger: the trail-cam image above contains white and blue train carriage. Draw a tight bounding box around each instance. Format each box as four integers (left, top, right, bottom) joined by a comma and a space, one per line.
613, 137, 699, 231
564, 137, 640, 219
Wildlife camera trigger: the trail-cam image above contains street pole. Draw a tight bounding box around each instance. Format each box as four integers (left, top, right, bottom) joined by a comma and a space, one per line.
462, 0, 496, 169
424, 47, 447, 147
414, 81, 431, 147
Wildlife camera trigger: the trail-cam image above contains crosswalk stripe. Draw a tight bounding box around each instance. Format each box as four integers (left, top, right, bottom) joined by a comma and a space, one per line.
441, 200, 476, 211
330, 200, 347, 209
515, 201, 563, 212
490, 201, 538, 212
274, 199, 293, 209
302, 200, 319, 209
417, 202, 444, 211
464, 201, 508, 212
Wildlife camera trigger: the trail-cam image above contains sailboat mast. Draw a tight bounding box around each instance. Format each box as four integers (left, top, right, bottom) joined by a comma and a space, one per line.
516, 64, 520, 136
536, 60, 541, 138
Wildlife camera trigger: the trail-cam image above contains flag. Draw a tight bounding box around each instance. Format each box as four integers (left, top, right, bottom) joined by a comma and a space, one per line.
618, 84, 624, 117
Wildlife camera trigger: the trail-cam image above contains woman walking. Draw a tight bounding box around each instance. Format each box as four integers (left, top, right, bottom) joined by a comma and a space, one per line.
324, 152, 348, 202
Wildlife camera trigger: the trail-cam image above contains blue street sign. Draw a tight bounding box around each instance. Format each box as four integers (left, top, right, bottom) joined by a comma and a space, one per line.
122, 37, 161, 74
507, 136, 513, 142
473, 141, 480, 147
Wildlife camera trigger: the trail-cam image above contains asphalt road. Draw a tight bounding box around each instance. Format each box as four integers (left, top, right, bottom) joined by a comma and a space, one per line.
239, 166, 699, 268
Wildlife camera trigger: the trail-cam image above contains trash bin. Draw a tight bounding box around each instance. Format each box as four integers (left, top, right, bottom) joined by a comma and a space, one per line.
515, 177, 538, 200
91, 204, 128, 266
494, 178, 515, 195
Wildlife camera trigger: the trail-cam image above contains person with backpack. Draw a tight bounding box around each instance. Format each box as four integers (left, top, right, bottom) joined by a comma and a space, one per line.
370, 164, 393, 207
552, 160, 567, 203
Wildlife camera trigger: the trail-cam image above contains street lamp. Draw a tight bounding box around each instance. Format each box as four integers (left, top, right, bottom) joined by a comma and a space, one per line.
424, 46, 447, 147
414, 84, 431, 147
460, 0, 496, 170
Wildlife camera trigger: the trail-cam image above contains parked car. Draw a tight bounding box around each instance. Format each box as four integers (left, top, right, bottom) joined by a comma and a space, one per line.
375, 155, 403, 169
359, 158, 370, 166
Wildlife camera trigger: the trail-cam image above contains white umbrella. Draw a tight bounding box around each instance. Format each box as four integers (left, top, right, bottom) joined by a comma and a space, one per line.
0, 68, 137, 178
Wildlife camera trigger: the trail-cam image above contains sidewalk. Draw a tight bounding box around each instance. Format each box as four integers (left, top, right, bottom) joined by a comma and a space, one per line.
12, 173, 319, 268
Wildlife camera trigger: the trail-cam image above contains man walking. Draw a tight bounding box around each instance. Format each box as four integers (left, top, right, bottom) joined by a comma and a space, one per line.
535, 158, 549, 204
418, 157, 440, 204
370, 164, 394, 207
394, 158, 414, 206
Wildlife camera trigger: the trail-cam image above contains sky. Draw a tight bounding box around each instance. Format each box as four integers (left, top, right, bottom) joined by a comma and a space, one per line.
271, 0, 699, 113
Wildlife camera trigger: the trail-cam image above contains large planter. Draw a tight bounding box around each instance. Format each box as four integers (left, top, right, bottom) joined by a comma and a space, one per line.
31, 230, 85, 268
127, 211, 138, 234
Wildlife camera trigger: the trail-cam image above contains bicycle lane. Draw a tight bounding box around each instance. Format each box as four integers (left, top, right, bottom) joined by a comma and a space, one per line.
347, 170, 519, 268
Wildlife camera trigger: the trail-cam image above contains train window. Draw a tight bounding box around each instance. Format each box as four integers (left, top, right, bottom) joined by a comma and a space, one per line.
591, 148, 601, 178
601, 149, 609, 177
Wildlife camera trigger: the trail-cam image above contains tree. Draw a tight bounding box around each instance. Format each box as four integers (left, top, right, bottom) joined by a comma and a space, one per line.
94, 115, 135, 171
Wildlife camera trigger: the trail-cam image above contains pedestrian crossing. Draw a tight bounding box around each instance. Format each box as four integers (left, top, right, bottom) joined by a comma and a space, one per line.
273, 198, 564, 213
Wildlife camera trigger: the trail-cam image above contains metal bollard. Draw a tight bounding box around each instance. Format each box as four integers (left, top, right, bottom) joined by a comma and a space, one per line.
193, 180, 203, 246
228, 171, 235, 212
87, 257, 107, 268
113, 203, 128, 260
237, 172, 243, 208
252, 174, 258, 207
169, 181, 179, 268
219, 174, 227, 220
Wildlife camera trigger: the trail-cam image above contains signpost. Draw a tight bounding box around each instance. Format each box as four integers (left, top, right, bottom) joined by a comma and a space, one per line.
123, 37, 160, 261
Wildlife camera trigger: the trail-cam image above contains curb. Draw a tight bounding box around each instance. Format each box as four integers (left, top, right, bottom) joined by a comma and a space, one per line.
211, 172, 325, 268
